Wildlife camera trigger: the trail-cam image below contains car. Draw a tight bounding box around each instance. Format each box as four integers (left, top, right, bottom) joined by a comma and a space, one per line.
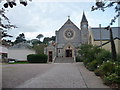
8, 58, 16, 63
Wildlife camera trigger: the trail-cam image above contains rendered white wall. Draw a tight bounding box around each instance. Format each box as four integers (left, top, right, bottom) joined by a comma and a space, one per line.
8, 49, 35, 61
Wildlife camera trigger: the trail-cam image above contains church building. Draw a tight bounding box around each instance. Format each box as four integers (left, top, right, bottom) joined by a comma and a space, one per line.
44, 12, 89, 62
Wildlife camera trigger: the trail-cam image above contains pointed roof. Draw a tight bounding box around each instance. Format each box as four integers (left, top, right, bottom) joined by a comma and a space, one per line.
81, 12, 88, 23
58, 18, 80, 31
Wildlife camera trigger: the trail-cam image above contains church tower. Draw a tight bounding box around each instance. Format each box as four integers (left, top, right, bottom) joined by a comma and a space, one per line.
81, 12, 89, 44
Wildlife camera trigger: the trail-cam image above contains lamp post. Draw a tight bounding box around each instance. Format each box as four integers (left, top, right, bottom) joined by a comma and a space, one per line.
99, 24, 102, 48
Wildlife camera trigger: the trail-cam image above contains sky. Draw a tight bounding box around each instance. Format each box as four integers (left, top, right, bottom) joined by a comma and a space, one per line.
1, 0, 119, 41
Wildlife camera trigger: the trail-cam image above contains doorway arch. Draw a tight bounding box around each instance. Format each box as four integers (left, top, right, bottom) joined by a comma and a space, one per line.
63, 43, 75, 57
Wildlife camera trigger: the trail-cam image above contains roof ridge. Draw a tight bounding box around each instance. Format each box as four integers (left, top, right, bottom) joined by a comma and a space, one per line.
58, 18, 80, 31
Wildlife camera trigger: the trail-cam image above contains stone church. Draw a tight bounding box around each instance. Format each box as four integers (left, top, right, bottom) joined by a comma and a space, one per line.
44, 12, 89, 62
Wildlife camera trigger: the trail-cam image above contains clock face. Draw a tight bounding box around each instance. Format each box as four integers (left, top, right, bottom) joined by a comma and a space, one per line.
65, 29, 74, 39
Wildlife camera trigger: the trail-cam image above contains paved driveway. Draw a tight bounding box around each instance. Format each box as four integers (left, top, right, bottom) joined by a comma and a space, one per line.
2, 63, 109, 88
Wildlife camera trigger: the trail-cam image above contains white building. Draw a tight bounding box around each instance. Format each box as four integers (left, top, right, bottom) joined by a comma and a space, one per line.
8, 42, 35, 61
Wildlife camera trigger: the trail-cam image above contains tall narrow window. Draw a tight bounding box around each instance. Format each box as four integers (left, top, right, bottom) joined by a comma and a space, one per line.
59, 50, 60, 53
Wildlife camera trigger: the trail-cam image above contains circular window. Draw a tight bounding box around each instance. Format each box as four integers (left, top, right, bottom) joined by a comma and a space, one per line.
65, 29, 74, 39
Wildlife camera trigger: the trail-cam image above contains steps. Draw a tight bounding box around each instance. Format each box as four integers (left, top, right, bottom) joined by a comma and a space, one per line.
54, 57, 74, 63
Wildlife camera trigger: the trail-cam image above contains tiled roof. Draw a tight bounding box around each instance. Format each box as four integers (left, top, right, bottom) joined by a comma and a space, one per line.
91, 27, 120, 40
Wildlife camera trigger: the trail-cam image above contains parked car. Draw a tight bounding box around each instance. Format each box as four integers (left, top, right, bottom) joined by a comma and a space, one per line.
8, 58, 16, 63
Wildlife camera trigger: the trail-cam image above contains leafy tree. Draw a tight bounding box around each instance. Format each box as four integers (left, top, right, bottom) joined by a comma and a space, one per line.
14, 33, 26, 44
36, 34, 44, 42
91, 0, 120, 26
0, 0, 32, 32
43, 36, 56, 44
30, 39, 41, 46
51, 36, 56, 41
2, 39, 13, 46
33, 44, 45, 54
0, 0, 32, 41
91, 0, 120, 61
0, 0, 32, 8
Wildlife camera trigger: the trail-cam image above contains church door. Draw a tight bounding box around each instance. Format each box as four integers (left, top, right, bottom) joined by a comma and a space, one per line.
49, 51, 52, 62
66, 50, 72, 57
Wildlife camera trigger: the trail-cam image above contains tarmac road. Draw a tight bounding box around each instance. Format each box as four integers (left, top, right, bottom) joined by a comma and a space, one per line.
2, 63, 109, 88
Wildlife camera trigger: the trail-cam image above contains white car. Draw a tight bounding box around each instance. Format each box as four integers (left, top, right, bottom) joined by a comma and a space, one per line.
8, 58, 16, 63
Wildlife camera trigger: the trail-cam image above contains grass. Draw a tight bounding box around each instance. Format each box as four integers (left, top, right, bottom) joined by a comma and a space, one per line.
8, 61, 48, 64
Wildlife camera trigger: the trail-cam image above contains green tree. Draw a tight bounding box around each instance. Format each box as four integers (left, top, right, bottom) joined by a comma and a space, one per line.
0, 0, 32, 40
31, 39, 41, 46
33, 44, 45, 54
36, 34, 44, 42
43, 36, 56, 44
14, 33, 26, 44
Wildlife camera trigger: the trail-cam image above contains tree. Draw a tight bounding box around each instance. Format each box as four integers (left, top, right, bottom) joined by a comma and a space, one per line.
14, 33, 26, 44
91, 0, 120, 26
91, 0, 120, 61
43, 36, 56, 44
0, 0, 32, 31
33, 44, 45, 54
105, 26, 117, 61
36, 34, 44, 41
0, 0, 32, 8
30, 39, 41, 46
0, 0, 32, 41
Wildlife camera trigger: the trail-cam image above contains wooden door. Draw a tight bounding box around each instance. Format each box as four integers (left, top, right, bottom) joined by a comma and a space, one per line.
49, 51, 52, 62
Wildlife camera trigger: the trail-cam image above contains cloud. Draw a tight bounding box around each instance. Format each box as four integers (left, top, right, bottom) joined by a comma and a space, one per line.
4, 1, 118, 41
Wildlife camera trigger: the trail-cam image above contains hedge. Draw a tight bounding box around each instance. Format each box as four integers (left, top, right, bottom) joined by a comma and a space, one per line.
27, 54, 48, 63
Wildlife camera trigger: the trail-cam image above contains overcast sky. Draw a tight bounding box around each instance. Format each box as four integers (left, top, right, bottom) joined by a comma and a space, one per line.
1, 0, 119, 41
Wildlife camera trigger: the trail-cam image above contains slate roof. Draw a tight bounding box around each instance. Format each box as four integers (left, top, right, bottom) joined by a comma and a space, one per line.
9, 42, 32, 49
91, 27, 120, 40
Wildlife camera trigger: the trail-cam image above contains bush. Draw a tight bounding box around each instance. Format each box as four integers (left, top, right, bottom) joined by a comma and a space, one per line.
115, 64, 120, 76
27, 54, 48, 63
83, 59, 90, 66
78, 44, 101, 62
94, 69, 104, 77
103, 73, 120, 85
117, 54, 120, 62
95, 49, 111, 65
87, 60, 98, 71
99, 60, 115, 76
76, 56, 83, 62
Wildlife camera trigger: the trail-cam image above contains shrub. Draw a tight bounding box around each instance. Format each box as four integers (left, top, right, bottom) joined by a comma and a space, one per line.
95, 49, 111, 65
83, 59, 90, 66
99, 60, 115, 76
94, 69, 104, 77
27, 54, 48, 63
117, 54, 120, 62
87, 60, 98, 71
103, 73, 120, 85
115, 64, 120, 76
76, 56, 83, 62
